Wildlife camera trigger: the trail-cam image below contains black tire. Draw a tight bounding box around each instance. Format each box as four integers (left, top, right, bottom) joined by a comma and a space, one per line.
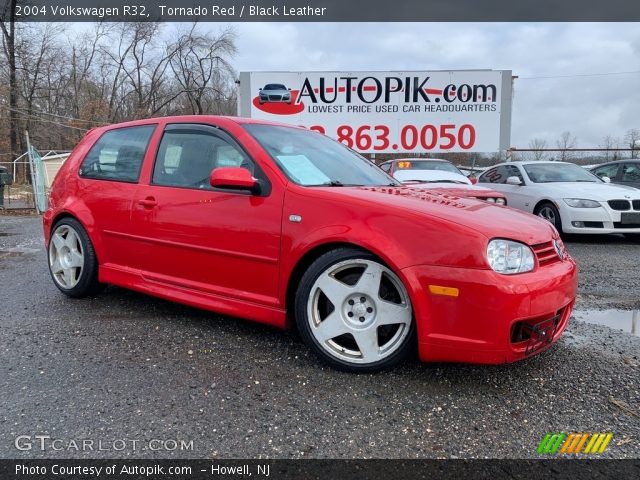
624, 233, 640, 242
535, 202, 563, 234
294, 247, 416, 373
48, 217, 103, 298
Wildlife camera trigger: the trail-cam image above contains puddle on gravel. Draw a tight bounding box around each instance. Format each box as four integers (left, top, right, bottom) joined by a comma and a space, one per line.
572, 309, 639, 336
0, 233, 15, 237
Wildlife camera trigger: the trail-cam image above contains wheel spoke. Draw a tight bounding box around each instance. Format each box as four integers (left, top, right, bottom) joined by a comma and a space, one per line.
65, 230, 79, 249
353, 328, 380, 362
314, 311, 348, 342
376, 300, 412, 326
355, 263, 384, 297
50, 258, 64, 274
69, 250, 84, 268
316, 272, 352, 306
52, 233, 65, 251
63, 268, 74, 287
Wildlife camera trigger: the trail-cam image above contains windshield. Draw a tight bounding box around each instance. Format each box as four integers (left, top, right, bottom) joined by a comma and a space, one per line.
524, 163, 602, 183
396, 160, 462, 175
264, 84, 286, 90
243, 124, 400, 187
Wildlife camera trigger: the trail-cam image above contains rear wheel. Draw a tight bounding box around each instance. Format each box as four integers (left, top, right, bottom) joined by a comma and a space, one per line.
48, 218, 103, 298
295, 248, 415, 372
536, 202, 563, 233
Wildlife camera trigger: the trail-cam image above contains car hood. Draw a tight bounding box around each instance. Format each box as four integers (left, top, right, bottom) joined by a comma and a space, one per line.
531, 182, 640, 200
318, 186, 556, 245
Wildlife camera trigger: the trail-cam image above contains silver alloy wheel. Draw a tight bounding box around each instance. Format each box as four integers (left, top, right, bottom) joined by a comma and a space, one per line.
538, 206, 557, 225
49, 224, 85, 289
307, 259, 412, 364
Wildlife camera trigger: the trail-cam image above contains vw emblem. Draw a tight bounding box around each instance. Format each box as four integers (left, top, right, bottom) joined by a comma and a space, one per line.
553, 240, 565, 261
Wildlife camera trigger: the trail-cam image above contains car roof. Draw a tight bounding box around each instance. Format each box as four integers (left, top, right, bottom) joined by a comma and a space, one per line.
590, 159, 640, 166
94, 115, 305, 131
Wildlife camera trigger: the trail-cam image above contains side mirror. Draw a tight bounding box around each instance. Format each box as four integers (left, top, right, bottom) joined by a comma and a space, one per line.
602, 176, 611, 183
506, 176, 522, 185
210, 167, 260, 194
469, 176, 478, 185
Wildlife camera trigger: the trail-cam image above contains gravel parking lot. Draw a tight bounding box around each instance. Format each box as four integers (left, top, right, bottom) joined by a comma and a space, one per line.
0, 215, 638, 459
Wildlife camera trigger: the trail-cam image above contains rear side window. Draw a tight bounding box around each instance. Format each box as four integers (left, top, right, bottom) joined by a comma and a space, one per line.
79, 125, 156, 182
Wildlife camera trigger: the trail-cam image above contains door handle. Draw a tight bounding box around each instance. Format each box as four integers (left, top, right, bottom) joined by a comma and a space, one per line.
138, 197, 158, 208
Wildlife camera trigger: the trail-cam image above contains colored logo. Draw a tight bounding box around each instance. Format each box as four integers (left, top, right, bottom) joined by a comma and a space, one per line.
537, 433, 613, 455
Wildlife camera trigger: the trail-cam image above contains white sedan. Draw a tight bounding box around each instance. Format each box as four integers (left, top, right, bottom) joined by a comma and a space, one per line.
478, 161, 640, 237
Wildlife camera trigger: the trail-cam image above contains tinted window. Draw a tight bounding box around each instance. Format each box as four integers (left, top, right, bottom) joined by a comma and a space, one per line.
152, 129, 255, 190
592, 163, 619, 180
395, 160, 462, 174
621, 163, 640, 182
479, 165, 522, 184
79, 125, 155, 182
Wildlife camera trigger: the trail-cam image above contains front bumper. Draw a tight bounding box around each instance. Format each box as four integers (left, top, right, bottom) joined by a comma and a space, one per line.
402, 258, 577, 364
559, 203, 640, 234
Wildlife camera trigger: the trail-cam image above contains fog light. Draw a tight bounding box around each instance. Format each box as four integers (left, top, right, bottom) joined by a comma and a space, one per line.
572, 221, 584, 228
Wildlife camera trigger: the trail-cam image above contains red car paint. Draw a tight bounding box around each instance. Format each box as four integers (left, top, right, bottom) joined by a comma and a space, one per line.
43, 115, 577, 364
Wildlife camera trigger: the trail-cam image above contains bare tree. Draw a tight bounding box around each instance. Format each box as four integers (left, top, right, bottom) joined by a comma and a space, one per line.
528, 138, 547, 161
599, 135, 617, 161
0, 0, 20, 161
624, 128, 640, 159
169, 25, 237, 115
556, 131, 577, 162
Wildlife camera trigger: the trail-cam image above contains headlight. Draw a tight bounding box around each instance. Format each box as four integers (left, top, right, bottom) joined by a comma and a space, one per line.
487, 239, 535, 275
495, 197, 506, 205
563, 198, 601, 208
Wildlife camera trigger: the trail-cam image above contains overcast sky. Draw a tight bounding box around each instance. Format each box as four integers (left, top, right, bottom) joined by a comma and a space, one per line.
224, 22, 640, 148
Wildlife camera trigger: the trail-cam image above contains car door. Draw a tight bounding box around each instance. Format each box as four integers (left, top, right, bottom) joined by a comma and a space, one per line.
76, 123, 157, 269
619, 163, 640, 189
479, 165, 532, 212
129, 123, 284, 307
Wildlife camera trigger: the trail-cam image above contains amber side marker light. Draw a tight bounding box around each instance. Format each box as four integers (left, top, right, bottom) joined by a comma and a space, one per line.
428, 285, 460, 297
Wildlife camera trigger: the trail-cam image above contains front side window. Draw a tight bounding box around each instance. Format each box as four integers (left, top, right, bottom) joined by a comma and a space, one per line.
79, 125, 155, 182
592, 163, 619, 180
243, 124, 398, 187
479, 165, 522, 184
152, 128, 255, 190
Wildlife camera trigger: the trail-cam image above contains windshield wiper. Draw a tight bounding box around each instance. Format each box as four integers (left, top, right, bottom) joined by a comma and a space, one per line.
322, 180, 345, 186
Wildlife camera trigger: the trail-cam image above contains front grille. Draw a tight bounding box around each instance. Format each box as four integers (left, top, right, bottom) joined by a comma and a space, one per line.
608, 199, 631, 211
614, 222, 640, 229
531, 241, 561, 267
633, 200, 640, 210
268, 95, 282, 101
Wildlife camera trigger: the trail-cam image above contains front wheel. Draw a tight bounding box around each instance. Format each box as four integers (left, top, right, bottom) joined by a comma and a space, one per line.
295, 248, 415, 372
536, 202, 563, 233
48, 218, 103, 298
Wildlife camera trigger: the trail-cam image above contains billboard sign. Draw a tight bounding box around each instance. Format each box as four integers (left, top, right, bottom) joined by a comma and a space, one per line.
238, 70, 512, 153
